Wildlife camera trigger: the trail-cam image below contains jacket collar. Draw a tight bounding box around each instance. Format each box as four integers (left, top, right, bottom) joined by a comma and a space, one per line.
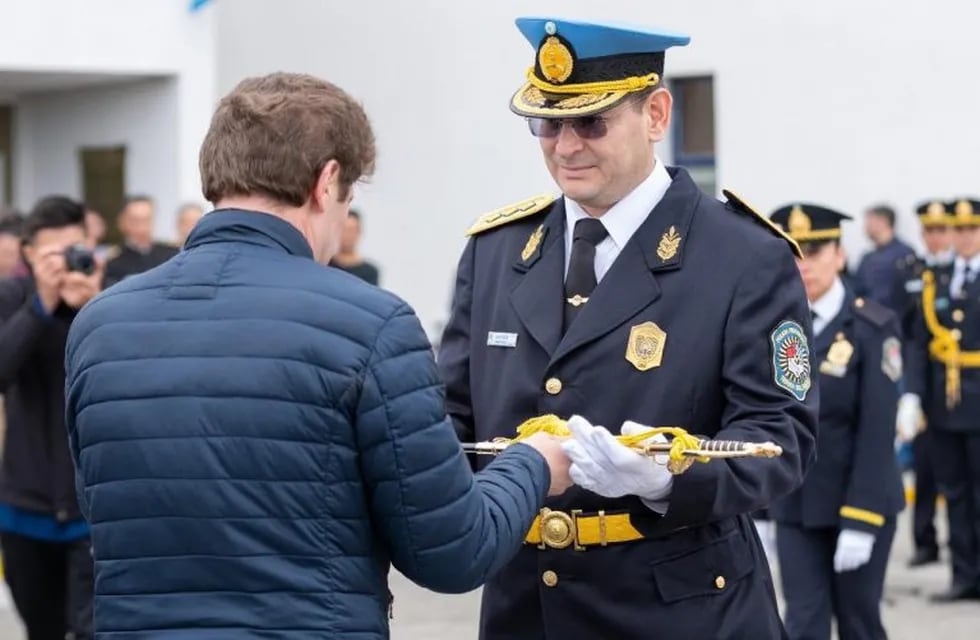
184, 209, 315, 260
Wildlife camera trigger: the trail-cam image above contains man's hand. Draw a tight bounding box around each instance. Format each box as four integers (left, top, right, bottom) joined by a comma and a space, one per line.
59, 260, 104, 309
32, 247, 66, 313
560, 415, 673, 502
521, 433, 572, 496
833, 529, 876, 572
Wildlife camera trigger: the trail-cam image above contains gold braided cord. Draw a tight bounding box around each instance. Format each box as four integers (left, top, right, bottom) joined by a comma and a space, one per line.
496, 414, 709, 464
921, 271, 980, 408
524, 67, 660, 95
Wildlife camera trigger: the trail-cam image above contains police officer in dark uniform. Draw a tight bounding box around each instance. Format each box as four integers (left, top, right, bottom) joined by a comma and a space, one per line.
438, 17, 818, 640
905, 198, 980, 601
768, 204, 905, 640
896, 200, 954, 568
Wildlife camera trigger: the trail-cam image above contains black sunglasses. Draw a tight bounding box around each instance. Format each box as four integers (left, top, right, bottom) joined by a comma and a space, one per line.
526, 95, 647, 140
527, 113, 613, 140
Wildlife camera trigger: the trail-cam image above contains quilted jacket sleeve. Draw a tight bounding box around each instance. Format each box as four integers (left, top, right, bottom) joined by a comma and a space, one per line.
356, 303, 550, 593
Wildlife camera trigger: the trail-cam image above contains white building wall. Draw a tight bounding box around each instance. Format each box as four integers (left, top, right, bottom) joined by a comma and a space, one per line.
1, 0, 217, 239
215, 0, 980, 334
15, 79, 181, 237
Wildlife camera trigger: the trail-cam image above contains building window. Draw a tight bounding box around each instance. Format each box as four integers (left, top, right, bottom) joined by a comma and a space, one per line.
80, 146, 126, 244
669, 76, 716, 195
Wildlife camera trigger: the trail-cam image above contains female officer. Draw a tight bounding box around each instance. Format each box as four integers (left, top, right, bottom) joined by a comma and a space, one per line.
769, 203, 906, 640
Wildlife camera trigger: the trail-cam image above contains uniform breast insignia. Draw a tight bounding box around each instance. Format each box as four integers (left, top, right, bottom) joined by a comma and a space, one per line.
625, 322, 666, 371
521, 224, 545, 262
881, 336, 902, 382
656, 225, 682, 261
771, 320, 811, 401
820, 333, 853, 378
465, 194, 556, 236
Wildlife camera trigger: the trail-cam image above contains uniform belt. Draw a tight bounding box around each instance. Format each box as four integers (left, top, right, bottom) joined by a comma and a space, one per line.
524, 508, 644, 550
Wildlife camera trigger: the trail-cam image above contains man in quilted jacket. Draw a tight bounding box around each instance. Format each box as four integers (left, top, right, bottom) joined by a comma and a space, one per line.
64, 72, 571, 639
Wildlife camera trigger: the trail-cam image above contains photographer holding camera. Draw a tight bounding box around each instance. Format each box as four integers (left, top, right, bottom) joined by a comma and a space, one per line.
0, 196, 100, 640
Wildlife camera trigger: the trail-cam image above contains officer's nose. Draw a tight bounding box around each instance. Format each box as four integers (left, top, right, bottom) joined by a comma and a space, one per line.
554, 123, 586, 156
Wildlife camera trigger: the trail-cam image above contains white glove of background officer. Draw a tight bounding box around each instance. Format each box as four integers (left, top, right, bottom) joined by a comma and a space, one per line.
896, 393, 923, 442
560, 416, 673, 511
833, 529, 876, 573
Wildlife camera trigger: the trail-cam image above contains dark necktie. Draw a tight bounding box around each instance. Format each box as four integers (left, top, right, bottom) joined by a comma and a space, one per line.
563, 218, 609, 332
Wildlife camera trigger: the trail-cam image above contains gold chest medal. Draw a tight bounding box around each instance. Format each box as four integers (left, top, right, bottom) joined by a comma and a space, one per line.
819, 333, 853, 377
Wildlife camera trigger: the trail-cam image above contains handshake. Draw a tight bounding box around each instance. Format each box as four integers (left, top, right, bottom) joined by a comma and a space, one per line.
518, 416, 675, 504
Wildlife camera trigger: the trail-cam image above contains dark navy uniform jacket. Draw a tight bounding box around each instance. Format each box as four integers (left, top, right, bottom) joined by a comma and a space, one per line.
855, 238, 916, 316
906, 264, 980, 433
438, 168, 818, 640
770, 293, 905, 535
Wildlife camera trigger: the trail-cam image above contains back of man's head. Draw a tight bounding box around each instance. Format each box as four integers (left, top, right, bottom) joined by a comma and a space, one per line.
199, 72, 376, 207
23, 196, 85, 244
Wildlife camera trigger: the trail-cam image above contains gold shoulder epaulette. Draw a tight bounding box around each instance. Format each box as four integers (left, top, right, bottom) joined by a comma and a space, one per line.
722, 189, 802, 259
465, 193, 556, 237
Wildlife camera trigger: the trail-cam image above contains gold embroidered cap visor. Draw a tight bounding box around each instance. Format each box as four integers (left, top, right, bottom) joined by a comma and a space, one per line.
916, 200, 952, 229
769, 203, 852, 245
948, 199, 980, 227
509, 17, 690, 119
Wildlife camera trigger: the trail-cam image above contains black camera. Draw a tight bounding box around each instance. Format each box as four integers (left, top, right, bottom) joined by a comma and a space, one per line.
64, 244, 96, 275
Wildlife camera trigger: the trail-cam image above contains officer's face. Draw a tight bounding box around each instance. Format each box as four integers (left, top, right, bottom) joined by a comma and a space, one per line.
538, 91, 670, 215
922, 225, 951, 256
796, 241, 845, 302
119, 200, 155, 247
953, 225, 980, 258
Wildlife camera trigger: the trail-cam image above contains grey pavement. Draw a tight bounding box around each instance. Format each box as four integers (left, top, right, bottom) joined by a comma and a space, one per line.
1, 505, 977, 639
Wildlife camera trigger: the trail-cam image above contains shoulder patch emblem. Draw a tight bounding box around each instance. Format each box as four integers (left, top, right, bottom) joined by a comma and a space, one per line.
882, 336, 902, 382
771, 320, 811, 401
465, 194, 556, 236
722, 189, 803, 259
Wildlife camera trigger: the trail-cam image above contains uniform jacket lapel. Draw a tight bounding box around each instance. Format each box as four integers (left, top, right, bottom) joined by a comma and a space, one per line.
510, 201, 567, 357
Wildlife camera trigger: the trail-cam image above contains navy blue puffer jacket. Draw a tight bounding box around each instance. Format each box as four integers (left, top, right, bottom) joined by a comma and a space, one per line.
65, 210, 550, 639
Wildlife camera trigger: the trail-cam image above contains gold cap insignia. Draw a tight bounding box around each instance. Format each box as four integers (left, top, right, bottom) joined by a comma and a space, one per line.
626, 322, 666, 372
788, 205, 812, 235
521, 224, 545, 262
926, 201, 946, 219
656, 225, 682, 261
538, 36, 574, 84
955, 200, 974, 219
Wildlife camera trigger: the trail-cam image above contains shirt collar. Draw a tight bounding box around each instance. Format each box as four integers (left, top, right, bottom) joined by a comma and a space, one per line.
810, 276, 846, 325
955, 253, 980, 272
563, 157, 672, 249
925, 249, 954, 266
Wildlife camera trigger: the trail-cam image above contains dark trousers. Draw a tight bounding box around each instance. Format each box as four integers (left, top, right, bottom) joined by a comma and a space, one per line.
777, 521, 896, 640
0, 531, 93, 640
930, 430, 980, 590
912, 430, 939, 552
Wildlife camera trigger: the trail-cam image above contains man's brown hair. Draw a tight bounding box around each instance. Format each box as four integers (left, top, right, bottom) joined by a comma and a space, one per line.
200, 72, 376, 206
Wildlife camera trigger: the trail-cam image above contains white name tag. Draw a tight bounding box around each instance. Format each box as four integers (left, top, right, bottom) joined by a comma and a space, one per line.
487, 331, 518, 348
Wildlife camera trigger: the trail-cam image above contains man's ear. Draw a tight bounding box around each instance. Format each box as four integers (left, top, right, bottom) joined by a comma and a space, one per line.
311, 159, 342, 212
646, 88, 673, 142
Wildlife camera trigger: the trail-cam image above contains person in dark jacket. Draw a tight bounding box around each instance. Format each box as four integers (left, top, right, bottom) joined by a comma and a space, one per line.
854, 204, 916, 314
102, 195, 179, 287
0, 196, 101, 640
769, 203, 905, 640
64, 72, 571, 640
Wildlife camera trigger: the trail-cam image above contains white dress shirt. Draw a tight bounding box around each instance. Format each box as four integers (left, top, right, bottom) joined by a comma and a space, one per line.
810, 277, 846, 337
950, 254, 980, 298
563, 158, 672, 281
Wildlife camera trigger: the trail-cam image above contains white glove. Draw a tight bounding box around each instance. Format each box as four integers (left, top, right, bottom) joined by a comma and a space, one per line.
896, 393, 923, 442
560, 416, 673, 503
833, 529, 876, 573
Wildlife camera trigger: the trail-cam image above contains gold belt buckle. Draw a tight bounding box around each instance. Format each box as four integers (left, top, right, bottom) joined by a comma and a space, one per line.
537, 508, 584, 551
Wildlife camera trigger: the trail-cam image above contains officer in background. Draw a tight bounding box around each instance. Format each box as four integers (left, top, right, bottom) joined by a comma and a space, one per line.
768, 204, 904, 640
855, 204, 916, 315
897, 199, 954, 568
904, 198, 980, 602
439, 16, 818, 639
103, 195, 178, 287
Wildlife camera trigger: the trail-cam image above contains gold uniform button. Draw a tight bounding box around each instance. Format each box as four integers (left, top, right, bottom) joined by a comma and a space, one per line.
953, 309, 965, 323
542, 570, 559, 587
715, 576, 726, 590
855, 298, 865, 308
952, 329, 963, 341
545, 378, 563, 395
